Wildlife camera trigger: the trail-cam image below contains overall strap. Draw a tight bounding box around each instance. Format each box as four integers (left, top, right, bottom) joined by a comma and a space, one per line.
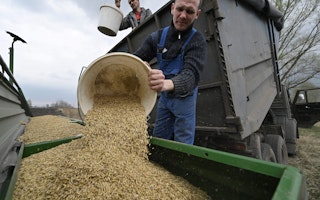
158, 26, 169, 49
158, 27, 196, 50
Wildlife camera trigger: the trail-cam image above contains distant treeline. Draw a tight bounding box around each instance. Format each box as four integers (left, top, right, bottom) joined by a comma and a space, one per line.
28, 100, 74, 109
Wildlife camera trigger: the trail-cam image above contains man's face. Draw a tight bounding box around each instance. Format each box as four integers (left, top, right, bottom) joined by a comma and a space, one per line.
171, 0, 201, 31
128, 0, 139, 10
115, 0, 121, 8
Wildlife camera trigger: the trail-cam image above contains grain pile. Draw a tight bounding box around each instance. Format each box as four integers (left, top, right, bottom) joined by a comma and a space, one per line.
20, 115, 84, 144
14, 95, 209, 199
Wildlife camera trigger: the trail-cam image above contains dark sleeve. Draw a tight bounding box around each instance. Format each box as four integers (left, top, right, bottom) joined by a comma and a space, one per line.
119, 13, 132, 30
146, 9, 152, 17
133, 32, 158, 62
171, 32, 207, 97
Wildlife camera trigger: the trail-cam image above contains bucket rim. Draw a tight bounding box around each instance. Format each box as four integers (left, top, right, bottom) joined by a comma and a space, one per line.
99, 4, 123, 17
77, 52, 157, 119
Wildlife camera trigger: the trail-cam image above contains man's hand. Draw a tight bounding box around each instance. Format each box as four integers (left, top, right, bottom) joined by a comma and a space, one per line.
148, 69, 174, 92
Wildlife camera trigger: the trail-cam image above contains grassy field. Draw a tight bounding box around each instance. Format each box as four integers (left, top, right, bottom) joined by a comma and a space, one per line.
288, 124, 320, 200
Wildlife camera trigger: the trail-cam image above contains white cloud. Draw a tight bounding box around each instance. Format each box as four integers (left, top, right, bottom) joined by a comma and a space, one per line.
0, 0, 169, 107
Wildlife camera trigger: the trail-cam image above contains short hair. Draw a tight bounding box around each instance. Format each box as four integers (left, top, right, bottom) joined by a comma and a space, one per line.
174, 0, 202, 9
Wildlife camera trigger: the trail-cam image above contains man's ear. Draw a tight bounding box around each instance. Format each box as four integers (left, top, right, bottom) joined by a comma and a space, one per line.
171, 3, 175, 15
195, 9, 201, 19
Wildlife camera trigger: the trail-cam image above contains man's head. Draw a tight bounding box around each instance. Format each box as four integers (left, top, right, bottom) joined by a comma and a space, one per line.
114, 0, 121, 8
115, 0, 121, 8
128, 0, 140, 12
171, 0, 201, 31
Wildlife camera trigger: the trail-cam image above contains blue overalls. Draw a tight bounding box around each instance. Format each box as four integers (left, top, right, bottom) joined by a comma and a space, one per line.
153, 27, 198, 145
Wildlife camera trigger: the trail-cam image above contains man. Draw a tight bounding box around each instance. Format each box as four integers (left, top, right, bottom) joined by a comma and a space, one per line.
115, 0, 152, 30
115, 0, 121, 8
134, 0, 206, 144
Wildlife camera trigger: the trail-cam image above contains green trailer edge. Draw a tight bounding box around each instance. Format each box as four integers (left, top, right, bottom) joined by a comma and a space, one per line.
149, 137, 307, 200
2, 143, 24, 200
22, 134, 83, 158
2, 136, 307, 200
1, 134, 83, 200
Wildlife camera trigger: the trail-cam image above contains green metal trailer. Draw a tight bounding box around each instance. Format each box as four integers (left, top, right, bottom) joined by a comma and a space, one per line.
0, 136, 307, 200
0, 54, 31, 199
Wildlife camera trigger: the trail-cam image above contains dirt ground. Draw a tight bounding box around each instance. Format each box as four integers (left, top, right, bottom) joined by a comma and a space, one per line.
288, 123, 320, 200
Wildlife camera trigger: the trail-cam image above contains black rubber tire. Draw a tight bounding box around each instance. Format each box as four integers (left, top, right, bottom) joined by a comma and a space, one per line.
261, 143, 277, 163
285, 118, 297, 155
265, 134, 288, 164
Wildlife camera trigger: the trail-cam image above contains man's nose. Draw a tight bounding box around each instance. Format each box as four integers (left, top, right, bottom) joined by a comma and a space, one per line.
180, 10, 187, 18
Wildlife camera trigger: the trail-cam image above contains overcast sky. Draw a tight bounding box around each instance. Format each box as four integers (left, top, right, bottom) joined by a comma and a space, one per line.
0, 0, 169, 107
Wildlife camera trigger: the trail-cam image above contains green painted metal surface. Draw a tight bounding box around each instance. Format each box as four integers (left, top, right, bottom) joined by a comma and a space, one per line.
0, 54, 32, 200
22, 134, 83, 158
149, 137, 307, 200
0, 136, 306, 199
1, 135, 83, 200
0, 143, 24, 200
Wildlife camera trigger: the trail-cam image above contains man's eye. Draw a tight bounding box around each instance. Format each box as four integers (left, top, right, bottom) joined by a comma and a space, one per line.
176, 7, 184, 12
186, 9, 195, 15
176, 7, 195, 15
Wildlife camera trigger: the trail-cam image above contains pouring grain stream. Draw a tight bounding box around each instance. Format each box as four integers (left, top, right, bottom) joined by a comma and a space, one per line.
14, 94, 209, 199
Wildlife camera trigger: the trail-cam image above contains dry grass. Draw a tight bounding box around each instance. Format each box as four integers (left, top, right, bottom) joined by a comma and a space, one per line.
288, 124, 320, 200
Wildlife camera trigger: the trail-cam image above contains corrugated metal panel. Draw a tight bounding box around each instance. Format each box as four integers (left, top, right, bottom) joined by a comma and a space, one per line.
216, 0, 280, 138
0, 54, 30, 194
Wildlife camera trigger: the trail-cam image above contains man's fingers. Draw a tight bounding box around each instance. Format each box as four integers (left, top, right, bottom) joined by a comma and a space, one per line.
148, 69, 166, 91
149, 69, 164, 80
149, 79, 163, 90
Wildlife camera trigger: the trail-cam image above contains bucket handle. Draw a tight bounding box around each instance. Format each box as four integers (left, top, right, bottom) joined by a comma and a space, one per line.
78, 66, 87, 82
77, 66, 87, 121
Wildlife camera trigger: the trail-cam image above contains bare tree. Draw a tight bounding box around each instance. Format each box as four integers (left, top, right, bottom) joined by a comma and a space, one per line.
51, 100, 73, 108
273, 0, 320, 89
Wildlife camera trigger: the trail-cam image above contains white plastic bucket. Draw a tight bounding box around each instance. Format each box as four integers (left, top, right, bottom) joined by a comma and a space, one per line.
77, 52, 157, 119
98, 5, 123, 36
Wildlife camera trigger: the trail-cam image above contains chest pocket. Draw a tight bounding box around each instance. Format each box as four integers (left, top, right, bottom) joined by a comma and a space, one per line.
156, 27, 196, 79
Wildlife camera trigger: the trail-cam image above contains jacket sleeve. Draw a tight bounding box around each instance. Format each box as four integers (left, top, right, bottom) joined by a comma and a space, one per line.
134, 31, 158, 62
146, 9, 152, 18
119, 13, 132, 30
171, 32, 207, 97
